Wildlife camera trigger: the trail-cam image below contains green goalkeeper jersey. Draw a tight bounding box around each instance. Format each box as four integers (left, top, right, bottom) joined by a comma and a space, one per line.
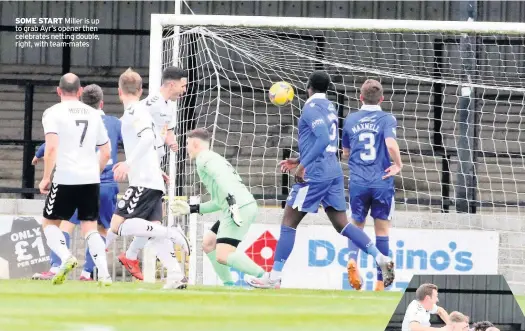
196, 150, 255, 214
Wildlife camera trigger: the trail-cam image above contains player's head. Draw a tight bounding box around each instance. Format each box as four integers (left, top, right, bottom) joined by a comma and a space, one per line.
449, 312, 469, 331
161, 66, 188, 101
359, 79, 384, 105
57, 73, 82, 100
472, 321, 494, 331
118, 68, 143, 102
186, 128, 211, 159
485, 328, 500, 331
415, 283, 439, 310
81, 84, 104, 110
306, 71, 331, 97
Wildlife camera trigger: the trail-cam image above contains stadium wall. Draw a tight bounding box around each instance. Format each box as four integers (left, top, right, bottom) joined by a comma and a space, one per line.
1, 1, 525, 68
1, 198, 523, 294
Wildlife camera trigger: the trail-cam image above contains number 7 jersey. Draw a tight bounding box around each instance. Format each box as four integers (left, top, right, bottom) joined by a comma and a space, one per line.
42, 100, 109, 185
342, 107, 397, 188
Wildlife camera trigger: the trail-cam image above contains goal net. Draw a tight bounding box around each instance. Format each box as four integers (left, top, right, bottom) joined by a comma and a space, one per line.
149, 14, 525, 291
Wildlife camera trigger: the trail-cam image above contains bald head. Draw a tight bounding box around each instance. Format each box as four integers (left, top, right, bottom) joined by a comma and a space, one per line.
486, 328, 500, 331
59, 73, 81, 94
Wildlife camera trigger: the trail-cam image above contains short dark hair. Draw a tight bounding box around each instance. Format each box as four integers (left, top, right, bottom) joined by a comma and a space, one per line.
187, 128, 210, 141
360, 79, 383, 105
59, 73, 81, 93
472, 321, 494, 331
306, 71, 331, 93
162, 66, 187, 84
81, 84, 103, 108
415, 283, 438, 301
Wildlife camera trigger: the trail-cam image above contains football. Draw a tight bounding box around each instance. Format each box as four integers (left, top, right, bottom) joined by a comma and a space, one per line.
269, 81, 294, 107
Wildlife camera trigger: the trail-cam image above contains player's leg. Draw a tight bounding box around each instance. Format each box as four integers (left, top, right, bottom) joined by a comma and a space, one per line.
249, 183, 309, 289
78, 184, 112, 286
346, 185, 373, 290
203, 220, 235, 286
370, 187, 395, 291
322, 177, 395, 288
33, 215, 77, 280
41, 184, 79, 285
214, 202, 265, 280
146, 198, 187, 289
110, 187, 190, 253
82, 183, 116, 281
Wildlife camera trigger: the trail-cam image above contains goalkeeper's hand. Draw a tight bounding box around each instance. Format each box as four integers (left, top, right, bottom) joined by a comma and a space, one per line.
226, 194, 243, 227
171, 200, 190, 216
171, 200, 200, 216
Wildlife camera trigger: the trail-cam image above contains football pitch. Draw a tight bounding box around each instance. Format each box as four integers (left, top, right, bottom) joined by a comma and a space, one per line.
1, 280, 524, 331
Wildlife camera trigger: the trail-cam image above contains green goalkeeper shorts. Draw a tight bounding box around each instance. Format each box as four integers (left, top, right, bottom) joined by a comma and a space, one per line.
216, 201, 258, 243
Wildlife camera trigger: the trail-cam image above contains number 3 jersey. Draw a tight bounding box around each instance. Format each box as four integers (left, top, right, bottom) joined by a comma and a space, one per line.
342, 105, 397, 188
297, 93, 343, 182
196, 150, 255, 213
42, 100, 109, 185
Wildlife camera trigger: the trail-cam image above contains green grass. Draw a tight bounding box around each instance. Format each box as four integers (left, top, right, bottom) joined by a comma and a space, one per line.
0, 280, 523, 331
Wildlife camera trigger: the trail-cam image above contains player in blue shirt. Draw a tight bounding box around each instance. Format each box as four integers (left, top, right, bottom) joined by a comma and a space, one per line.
31, 84, 122, 281
342, 79, 403, 291
249, 71, 395, 289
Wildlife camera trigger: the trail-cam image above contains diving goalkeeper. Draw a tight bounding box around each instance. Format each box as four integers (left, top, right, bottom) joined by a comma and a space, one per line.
171, 128, 265, 285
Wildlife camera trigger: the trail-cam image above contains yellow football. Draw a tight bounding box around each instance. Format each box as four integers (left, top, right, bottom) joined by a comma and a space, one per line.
269, 81, 294, 107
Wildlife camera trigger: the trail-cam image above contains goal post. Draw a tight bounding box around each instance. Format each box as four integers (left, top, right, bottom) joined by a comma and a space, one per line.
147, 14, 525, 290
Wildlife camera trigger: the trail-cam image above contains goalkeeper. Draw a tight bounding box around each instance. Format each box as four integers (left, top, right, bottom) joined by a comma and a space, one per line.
171, 128, 265, 285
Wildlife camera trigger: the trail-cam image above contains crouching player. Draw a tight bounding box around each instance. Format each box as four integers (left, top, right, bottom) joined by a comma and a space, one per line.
32, 84, 121, 281
171, 128, 265, 285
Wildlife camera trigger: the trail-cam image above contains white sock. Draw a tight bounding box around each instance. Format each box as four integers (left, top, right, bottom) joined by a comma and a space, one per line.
43, 225, 71, 262
118, 218, 174, 239
86, 231, 110, 278
269, 270, 281, 281
80, 270, 92, 279
125, 236, 149, 260
151, 237, 183, 282
50, 266, 59, 274
375, 253, 391, 265
105, 230, 117, 249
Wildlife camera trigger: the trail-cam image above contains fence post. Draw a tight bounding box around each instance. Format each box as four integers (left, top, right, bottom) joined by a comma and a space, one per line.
22, 83, 35, 199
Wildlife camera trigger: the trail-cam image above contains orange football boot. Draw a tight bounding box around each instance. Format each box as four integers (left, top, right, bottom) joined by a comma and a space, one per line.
118, 252, 144, 280
347, 259, 362, 290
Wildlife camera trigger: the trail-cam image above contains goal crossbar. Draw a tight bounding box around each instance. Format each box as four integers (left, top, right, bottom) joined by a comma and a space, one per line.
151, 14, 525, 34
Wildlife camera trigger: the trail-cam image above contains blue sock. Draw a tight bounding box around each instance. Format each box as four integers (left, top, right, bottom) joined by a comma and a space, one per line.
50, 232, 70, 268
348, 238, 360, 262
375, 236, 389, 281
341, 223, 380, 259
84, 236, 105, 274
272, 225, 296, 272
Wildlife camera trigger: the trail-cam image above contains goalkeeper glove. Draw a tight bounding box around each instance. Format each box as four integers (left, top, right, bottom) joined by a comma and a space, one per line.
171, 200, 200, 217
226, 194, 243, 227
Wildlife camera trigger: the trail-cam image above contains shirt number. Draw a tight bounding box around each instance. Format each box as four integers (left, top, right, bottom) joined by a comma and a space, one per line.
325, 123, 338, 153
359, 132, 376, 161
76, 120, 88, 147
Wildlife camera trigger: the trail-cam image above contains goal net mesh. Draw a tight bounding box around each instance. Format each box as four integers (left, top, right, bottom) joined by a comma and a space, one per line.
158, 24, 525, 290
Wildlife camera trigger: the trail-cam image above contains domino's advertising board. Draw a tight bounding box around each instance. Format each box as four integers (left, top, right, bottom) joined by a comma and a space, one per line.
201, 222, 499, 291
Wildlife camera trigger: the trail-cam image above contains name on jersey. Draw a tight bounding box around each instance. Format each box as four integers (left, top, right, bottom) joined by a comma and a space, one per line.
352, 123, 379, 134
69, 108, 89, 115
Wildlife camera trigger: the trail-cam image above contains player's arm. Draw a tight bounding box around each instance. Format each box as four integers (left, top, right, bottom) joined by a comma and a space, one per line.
409, 322, 450, 331
32, 143, 46, 165
96, 116, 111, 173
383, 115, 403, 179
165, 119, 178, 151
297, 110, 331, 172
42, 134, 58, 181
341, 118, 351, 160
435, 306, 450, 325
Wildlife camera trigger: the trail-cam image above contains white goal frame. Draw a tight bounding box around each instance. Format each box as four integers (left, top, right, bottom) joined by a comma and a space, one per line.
146, 14, 525, 285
